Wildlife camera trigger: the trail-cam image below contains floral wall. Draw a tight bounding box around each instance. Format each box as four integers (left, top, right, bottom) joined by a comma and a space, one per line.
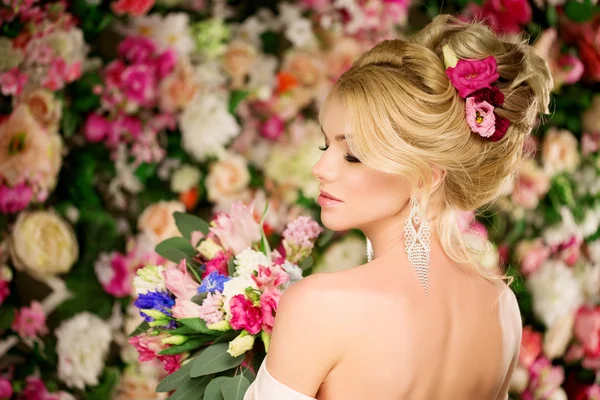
0, 0, 599, 398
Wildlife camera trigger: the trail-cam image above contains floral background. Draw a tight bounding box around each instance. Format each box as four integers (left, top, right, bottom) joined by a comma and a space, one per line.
0, 0, 599, 398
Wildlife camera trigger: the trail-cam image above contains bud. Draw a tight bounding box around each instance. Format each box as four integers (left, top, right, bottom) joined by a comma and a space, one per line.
198, 239, 224, 259
142, 309, 169, 320
207, 320, 232, 332
162, 334, 189, 345
227, 330, 255, 357
261, 330, 271, 352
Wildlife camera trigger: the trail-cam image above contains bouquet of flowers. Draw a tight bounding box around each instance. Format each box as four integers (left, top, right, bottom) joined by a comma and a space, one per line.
128, 201, 322, 398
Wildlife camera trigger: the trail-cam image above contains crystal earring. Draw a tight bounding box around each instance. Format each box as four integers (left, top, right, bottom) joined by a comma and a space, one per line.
403, 197, 431, 296
366, 238, 374, 262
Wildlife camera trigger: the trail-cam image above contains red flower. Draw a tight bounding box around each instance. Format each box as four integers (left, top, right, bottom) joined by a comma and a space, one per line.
111, 0, 155, 16
229, 294, 263, 335
489, 114, 510, 142
470, 86, 505, 108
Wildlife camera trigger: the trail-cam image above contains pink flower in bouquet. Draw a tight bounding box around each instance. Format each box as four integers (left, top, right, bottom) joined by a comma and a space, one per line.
465, 98, 496, 138
95, 252, 133, 298
0, 280, 9, 306
252, 265, 289, 291
574, 306, 600, 359
105, 59, 126, 88
0, 67, 28, 96
282, 216, 323, 262
121, 64, 156, 107
160, 354, 182, 374
172, 298, 202, 319
516, 239, 550, 276
524, 357, 565, 399
519, 326, 542, 368
0, 376, 12, 399
112, 0, 155, 16
164, 262, 199, 300
557, 236, 582, 267
446, 57, 499, 98
11, 301, 48, 339
210, 202, 262, 254
229, 294, 263, 335
261, 288, 281, 334
118, 36, 156, 64
198, 291, 225, 325
107, 114, 143, 147
0, 181, 33, 214
260, 116, 285, 141
129, 332, 181, 372
155, 48, 177, 79
202, 251, 230, 279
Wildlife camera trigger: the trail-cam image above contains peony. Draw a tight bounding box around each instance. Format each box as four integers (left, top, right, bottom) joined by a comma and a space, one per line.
210, 202, 262, 254
55, 312, 112, 389
11, 301, 48, 339
227, 330, 255, 357
229, 294, 263, 334
9, 211, 78, 279
542, 128, 580, 176
465, 98, 496, 138
205, 152, 251, 204
520, 326, 543, 368
180, 94, 240, 162
527, 260, 584, 328
446, 56, 499, 98
138, 201, 185, 243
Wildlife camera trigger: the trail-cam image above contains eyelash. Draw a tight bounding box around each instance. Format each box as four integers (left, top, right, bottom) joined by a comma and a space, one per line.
318, 145, 361, 163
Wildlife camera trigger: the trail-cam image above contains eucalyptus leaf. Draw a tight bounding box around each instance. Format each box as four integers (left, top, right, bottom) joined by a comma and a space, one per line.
221, 375, 251, 400
204, 377, 229, 400
174, 212, 210, 240
190, 343, 244, 377
180, 318, 223, 336
192, 293, 208, 306
166, 375, 211, 400
157, 359, 194, 392
158, 336, 214, 355
299, 256, 314, 271
155, 237, 197, 264
212, 331, 239, 344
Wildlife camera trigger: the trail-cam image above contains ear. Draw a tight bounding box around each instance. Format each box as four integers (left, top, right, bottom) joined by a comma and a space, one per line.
431, 165, 446, 193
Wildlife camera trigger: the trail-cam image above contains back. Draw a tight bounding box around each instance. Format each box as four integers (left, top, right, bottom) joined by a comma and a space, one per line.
314, 249, 521, 400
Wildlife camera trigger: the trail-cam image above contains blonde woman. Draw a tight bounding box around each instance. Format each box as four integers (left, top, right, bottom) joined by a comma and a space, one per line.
245, 14, 552, 400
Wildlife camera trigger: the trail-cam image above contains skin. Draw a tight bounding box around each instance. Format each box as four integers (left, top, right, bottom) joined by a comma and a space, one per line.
265, 95, 522, 400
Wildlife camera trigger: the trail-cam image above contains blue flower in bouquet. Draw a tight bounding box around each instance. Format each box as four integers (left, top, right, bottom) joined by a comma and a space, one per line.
198, 271, 230, 294
134, 291, 175, 323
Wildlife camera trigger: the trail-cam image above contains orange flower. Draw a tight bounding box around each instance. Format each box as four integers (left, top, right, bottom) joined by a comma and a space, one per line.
179, 187, 199, 211
276, 72, 298, 94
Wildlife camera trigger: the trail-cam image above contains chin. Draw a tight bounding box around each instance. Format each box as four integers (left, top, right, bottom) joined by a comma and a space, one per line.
320, 210, 355, 232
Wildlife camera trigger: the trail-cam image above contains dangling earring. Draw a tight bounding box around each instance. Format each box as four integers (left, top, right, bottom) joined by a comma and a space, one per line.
404, 197, 431, 296
366, 238, 374, 262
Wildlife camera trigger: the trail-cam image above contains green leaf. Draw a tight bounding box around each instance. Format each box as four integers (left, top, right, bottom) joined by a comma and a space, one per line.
565, 0, 595, 22
228, 258, 236, 276
299, 256, 314, 271
546, 6, 558, 26
129, 321, 150, 337
61, 107, 81, 138
166, 375, 211, 400
174, 212, 211, 240
204, 377, 229, 400
86, 367, 120, 400
191, 292, 208, 306
170, 325, 200, 335
212, 331, 239, 344
228, 90, 249, 114
190, 343, 244, 377
0, 307, 15, 330
180, 318, 223, 336
157, 359, 194, 392
155, 237, 198, 264
221, 375, 251, 400
158, 336, 214, 355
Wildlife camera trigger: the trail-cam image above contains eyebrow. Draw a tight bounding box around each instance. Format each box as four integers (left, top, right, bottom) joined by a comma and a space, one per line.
320, 125, 347, 142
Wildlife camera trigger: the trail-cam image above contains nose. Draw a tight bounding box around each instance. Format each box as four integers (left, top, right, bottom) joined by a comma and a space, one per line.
312, 152, 335, 183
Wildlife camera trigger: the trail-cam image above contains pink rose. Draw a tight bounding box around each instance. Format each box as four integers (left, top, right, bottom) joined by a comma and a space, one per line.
261, 288, 282, 334
260, 116, 285, 141
516, 239, 550, 276
202, 251, 230, 279
482, 0, 532, 34
210, 202, 262, 254
11, 301, 47, 339
465, 98, 496, 138
164, 262, 200, 300
558, 55, 585, 85
582, 132, 600, 156
574, 306, 600, 358
117, 36, 156, 64
111, 0, 155, 16
84, 113, 110, 143
519, 326, 542, 368
0, 181, 33, 214
446, 56, 499, 98
121, 64, 156, 106
172, 298, 202, 319
252, 265, 289, 290
229, 294, 263, 335
0, 376, 12, 399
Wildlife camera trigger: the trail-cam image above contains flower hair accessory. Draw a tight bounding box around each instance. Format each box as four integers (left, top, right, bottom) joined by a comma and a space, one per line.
442, 45, 510, 142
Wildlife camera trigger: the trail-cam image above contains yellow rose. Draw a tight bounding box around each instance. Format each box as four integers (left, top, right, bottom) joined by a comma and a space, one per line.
9, 211, 78, 279
197, 238, 223, 259
227, 331, 255, 357
137, 201, 185, 243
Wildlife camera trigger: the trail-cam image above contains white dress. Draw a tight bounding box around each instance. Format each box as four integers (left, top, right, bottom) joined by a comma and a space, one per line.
244, 358, 316, 400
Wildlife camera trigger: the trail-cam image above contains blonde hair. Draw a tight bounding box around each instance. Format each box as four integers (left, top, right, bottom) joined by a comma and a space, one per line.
325, 14, 553, 282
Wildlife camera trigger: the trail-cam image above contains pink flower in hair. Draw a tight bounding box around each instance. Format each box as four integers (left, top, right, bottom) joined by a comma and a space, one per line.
465, 98, 496, 138
446, 57, 500, 98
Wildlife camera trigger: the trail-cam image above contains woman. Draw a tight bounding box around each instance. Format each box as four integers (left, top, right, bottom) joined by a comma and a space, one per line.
244, 14, 552, 400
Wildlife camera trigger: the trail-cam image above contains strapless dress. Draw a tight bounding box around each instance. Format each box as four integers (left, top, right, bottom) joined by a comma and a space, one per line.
244, 358, 316, 400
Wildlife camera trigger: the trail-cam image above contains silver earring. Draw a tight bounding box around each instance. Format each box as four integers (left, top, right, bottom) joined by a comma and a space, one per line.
366, 238, 374, 262
404, 197, 431, 296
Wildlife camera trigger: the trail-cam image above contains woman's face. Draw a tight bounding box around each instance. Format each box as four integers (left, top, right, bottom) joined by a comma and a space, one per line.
312, 95, 413, 233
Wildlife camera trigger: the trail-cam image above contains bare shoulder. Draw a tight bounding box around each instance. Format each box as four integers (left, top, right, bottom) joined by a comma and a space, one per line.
494, 280, 523, 351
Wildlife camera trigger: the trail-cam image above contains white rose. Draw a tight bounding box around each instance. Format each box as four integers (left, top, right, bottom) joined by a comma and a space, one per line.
509, 365, 529, 394
543, 313, 574, 359
205, 152, 250, 204
180, 94, 240, 161
313, 235, 365, 273
527, 259, 583, 328
221, 276, 258, 316
137, 201, 185, 243
9, 211, 78, 279
56, 312, 112, 390
170, 164, 201, 193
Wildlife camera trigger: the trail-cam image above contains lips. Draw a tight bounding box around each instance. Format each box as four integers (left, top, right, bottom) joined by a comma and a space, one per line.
320, 190, 342, 202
